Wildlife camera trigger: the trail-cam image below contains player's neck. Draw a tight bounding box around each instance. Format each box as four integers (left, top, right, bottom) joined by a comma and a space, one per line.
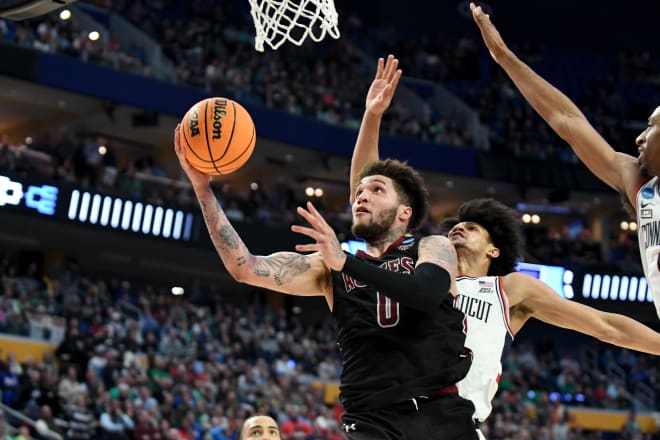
456, 251, 489, 277
364, 228, 407, 258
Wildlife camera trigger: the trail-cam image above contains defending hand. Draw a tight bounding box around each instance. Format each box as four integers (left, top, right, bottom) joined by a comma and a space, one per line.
365, 54, 402, 116
470, 2, 509, 64
291, 201, 347, 271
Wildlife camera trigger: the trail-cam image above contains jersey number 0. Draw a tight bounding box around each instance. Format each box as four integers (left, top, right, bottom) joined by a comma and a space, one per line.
377, 292, 400, 328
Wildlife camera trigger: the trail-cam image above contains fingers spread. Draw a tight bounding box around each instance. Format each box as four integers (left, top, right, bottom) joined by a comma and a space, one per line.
375, 57, 384, 79
290, 224, 317, 237
392, 69, 402, 89
295, 244, 318, 253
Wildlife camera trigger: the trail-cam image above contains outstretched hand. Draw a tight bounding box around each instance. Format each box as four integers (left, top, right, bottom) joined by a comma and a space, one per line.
173, 124, 212, 190
365, 54, 402, 116
291, 201, 347, 271
470, 2, 509, 64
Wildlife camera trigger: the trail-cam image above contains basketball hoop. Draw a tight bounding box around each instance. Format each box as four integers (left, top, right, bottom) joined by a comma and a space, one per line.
248, 0, 340, 52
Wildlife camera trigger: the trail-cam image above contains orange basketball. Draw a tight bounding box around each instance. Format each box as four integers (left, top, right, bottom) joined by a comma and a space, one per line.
180, 97, 256, 175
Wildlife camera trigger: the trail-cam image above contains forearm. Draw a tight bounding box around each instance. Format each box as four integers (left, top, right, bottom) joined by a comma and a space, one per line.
194, 185, 252, 279
350, 111, 382, 202
603, 313, 660, 355
498, 50, 586, 138
341, 255, 451, 310
194, 186, 325, 295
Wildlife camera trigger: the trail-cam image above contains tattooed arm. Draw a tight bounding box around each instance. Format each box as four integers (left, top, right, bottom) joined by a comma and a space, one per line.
195, 185, 331, 298
418, 235, 459, 296
173, 125, 332, 301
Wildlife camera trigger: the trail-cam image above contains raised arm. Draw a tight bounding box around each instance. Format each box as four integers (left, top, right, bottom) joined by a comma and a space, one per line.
350, 55, 402, 203
505, 272, 660, 355
470, 3, 640, 199
173, 125, 331, 301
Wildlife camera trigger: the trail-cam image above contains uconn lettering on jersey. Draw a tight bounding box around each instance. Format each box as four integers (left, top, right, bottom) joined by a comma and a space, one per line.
341, 257, 415, 292
641, 220, 660, 249
454, 294, 494, 323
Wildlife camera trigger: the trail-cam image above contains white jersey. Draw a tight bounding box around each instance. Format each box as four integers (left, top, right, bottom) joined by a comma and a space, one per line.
454, 275, 513, 422
636, 176, 660, 318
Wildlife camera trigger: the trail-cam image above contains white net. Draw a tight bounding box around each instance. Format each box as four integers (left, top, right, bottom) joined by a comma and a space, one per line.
248, 0, 340, 51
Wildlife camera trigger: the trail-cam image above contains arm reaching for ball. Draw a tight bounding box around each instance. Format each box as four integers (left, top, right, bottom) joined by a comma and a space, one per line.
173, 124, 333, 304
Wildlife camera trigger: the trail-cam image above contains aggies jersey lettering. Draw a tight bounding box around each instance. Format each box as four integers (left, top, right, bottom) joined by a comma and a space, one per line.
454, 275, 513, 422
331, 236, 472, 412
636, 177, 660, 318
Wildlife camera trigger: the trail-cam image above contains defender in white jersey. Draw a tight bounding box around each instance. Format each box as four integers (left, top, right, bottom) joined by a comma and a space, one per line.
636, 177, 660, 315
446, 199, 660, 432
454, 275, 512, 424
348, 55, 660, 436
470, 2, 660, 318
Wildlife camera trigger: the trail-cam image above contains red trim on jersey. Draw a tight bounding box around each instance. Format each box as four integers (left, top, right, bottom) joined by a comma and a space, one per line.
496, 276, 514, 337
635, 176, 655, 221
496, 372, 502, 384
356, 236, 409, 260
430, 385, 459, 397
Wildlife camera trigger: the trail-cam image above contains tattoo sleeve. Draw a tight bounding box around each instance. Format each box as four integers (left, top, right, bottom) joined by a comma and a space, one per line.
251, 253, 311, 285
195, 187, 313, 288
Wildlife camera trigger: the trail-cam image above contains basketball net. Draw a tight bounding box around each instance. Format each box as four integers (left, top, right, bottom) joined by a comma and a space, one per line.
248, 0, 340, 51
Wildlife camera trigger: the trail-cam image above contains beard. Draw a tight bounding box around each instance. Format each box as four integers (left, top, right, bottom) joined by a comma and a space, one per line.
351, 207, 398, 243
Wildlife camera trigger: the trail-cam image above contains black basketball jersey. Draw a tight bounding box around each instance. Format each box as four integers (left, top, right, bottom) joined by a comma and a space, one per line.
331, 235, 471, 412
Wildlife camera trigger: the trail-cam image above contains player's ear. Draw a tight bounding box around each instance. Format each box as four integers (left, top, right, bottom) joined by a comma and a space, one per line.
486, 246, 500, 259
399, 205, 412, 222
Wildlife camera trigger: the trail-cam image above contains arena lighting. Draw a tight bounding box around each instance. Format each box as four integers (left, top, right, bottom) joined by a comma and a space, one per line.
67, 189, 193, 241
581, 273, 650, 303
341, 239, 366, 254
516, 202, 577, 215
0, 0, 78, 21
0, 174, 58, 216
516, 262, 573, 298
58, 8, 70, 20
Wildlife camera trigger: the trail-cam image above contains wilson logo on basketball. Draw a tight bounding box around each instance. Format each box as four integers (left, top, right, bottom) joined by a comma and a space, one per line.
212, 98, 228, 140
189, 106, 200, 137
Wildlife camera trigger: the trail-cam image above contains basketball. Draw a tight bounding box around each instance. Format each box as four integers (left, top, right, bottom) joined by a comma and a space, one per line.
180, 97, 256, 175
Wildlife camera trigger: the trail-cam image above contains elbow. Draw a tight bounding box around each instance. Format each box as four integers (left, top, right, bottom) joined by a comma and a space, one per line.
221, 260, 248, 283
229, 265, 250, 284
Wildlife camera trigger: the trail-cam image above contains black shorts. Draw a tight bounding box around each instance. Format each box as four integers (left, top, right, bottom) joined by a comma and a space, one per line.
341, 394, 478, 440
